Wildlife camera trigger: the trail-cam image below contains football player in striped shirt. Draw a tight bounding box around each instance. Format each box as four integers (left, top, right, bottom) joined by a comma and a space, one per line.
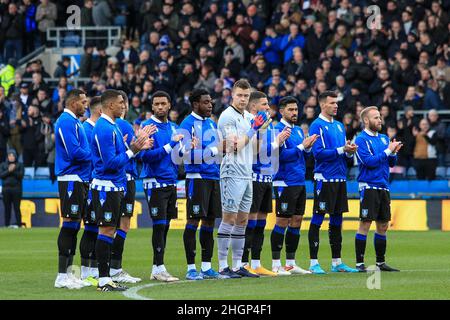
178, 89, 222, 280
354, 106, 402, 272
308, 91, 359, 274
54, 89, 92, 289
271, 96, 317, 275
140, 91, 184, 282
91, 90, 153, 291
79, 96, 102, 286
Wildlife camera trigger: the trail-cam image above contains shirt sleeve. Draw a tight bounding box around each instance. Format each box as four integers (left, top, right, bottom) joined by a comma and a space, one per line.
355, 136, 390, 168
58, 120, 91, 162
310, 123, 340, 162
94, 127, 132, 171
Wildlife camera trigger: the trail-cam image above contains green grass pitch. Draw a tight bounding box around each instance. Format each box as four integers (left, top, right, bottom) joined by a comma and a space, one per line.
1, 228, 449, 300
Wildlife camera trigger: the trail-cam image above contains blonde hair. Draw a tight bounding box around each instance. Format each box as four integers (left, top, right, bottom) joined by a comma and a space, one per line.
360, 106, 379, 122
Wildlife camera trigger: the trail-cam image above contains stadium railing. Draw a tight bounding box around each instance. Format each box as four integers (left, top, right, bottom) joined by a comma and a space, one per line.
396, 110, 450, 123
46, 26, 122, 49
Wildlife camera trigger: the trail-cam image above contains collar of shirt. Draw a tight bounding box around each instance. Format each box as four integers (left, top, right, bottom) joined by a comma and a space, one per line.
86, 119, 95, 127
151, 115, 168, 123
364, 128, 378, 137
64, 108, 77, 119
229, 105, 244, 116
101, 113, 115, 124
191, 112, 205, 121
280, 118, 294, 128
319, 113, 334, 123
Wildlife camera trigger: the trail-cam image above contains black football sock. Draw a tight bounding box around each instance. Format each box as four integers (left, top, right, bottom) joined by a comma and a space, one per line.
96, 234, 113, 279
270, 225, 286, 260
242, 220, 256, 264
183, 224, 197, 265
110, 229, 127, 270
199, 225, 214, 263
374, 233, 387, 264
57, 222, 80, 274
152, 221, 166, 266
355, 233, 367, 264
251, 220, 266, 261
285, 227, 300, 261
308, 223, 321, 260
80, 227, 98, 269
329, 224, 342, 259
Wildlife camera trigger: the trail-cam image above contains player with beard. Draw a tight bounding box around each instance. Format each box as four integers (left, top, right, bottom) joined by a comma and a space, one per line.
354, 107, 402, 272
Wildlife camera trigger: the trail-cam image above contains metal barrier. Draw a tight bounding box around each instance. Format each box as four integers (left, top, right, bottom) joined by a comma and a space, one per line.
46, 26, 122, 49
397, 110, 450, 122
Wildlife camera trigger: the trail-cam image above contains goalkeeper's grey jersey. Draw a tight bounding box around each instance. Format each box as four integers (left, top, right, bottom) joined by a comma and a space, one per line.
218, 106, 254, 179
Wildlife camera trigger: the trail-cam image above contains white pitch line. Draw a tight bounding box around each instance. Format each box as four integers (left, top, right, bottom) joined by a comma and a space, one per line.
123, 270, 450, 300
123, 281, 190, 300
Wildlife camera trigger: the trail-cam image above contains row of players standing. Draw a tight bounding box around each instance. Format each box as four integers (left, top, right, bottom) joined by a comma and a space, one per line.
53, 83, 401, 291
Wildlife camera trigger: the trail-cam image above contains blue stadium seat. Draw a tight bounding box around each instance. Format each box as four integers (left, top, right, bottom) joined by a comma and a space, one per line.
446, 167, 450, 178
435, 167, 446, 178
62, 33, 81, 47
24, 167, 35, 180
34, 167, 50, 180
406, 167, 417, 179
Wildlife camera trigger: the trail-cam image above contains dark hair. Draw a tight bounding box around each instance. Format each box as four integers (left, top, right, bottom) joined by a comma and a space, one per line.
279, 96, 298, 109
318, 90, 338, 104
89, 96, 102, 111
232, 79, 251, 91
66, 89, 86, 105
118, 90, 129, 105
101, 89, 121, 107
189, 88, 210, 106
249, 91, 267, 104
151, 90, 171, 105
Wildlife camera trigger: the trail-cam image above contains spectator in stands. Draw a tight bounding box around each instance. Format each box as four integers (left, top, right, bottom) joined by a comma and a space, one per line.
0, 149, 24, 228
21, 105, 45, 167
194, 63, 217, 92
34, 88, 53, 115
223, 34, 245, 65
247, 56, 270, 91
30, 72, 48, 97
81, 0, 95, 47
42, 113, 55, 183
22, 0, 39, 55
0, 100, 10, 163
36, 0, 57, 46
7, 95, 23, 156
280, 23, 305, 64
1, 3, 24, 62
397, 106, 418, 171
116, 39, 139, 73
19, 82, 32, 109
0, 58, 17, 97
93, 0, 114, 26
413, 118, 438, 180
53, 57, 70, 78
424, 79, 445, 110
427, 109, 447, 167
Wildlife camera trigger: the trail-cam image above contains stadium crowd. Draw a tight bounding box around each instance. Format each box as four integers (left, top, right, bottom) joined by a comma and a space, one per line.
0, 0, 449, 181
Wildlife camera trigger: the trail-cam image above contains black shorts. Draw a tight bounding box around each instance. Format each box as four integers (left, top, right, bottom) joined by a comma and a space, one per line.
120, 180, 136, 218
186, 179, 221, 219
83, 189, 97, 225
313, 180, 349, 215
58, 181, 88, 220
92, 189, 123, 227
274, 186, 306, 218
145, 186, 178, 220
359, 189, 391, 222
250, 181, 273, 214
